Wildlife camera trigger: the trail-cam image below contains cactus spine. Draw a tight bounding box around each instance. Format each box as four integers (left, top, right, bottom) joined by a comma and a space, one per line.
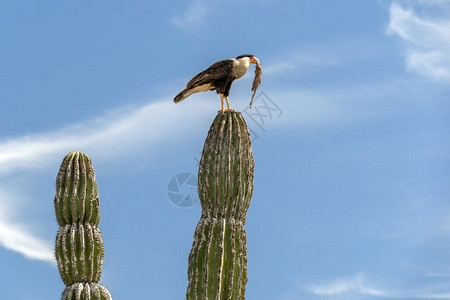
187, 111, 255, 300
54, 152, 112, 300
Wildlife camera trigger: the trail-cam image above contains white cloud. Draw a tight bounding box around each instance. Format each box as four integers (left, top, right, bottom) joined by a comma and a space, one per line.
415, 0, 450, 5
302, 273, 388, 297
264, 51, 343, 76
421, 294, 450, 299
171, 0, 210, 30
0, 97, 215, 174
301, 273, 450, 299
0, 189, 54, 263
387, 1, 450, 81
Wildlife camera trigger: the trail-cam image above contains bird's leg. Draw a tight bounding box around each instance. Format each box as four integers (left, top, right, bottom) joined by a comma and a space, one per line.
225, 96, 233, 111
220, 94, 225, 112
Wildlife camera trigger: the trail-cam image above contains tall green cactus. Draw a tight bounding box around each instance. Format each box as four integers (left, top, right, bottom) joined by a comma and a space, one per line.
187, 111, 255, 300
54, 152, 112, 300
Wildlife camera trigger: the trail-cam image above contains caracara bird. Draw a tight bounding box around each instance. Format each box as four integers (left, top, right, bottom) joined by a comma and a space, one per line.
174, 54, 261, 112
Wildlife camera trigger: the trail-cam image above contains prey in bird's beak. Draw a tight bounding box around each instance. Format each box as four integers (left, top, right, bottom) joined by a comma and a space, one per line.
249, 56, 262, 108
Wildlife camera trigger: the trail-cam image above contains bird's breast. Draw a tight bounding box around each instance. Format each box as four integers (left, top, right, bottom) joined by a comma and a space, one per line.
232, 60, 250, 79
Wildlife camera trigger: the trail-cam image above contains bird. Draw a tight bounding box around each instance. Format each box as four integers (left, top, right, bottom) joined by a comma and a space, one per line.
174, 54, 261, 112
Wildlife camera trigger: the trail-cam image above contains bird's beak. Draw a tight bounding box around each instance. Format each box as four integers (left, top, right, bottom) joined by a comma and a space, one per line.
252, 57, 260, 67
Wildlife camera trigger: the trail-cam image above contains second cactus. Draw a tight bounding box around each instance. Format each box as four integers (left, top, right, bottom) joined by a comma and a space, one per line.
54, 152, 112, 300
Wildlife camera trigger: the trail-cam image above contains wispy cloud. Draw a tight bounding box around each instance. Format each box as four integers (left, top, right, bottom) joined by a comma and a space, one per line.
387, 1, 450, 82
171, 0, 210, 30
421, 294, 450, 299
302, 273, 388, 297
415, 0, 450, 5
0, 97, 215, 174
300, 272, 450, 299
264, 50, 343, 76
0, 189, 54, 263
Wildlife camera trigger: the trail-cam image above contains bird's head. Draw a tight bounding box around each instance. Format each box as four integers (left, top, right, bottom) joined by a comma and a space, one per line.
236, 54, 260, 66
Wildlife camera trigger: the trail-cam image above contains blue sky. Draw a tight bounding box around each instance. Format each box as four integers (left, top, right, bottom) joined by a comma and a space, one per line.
0, 0, 449, 299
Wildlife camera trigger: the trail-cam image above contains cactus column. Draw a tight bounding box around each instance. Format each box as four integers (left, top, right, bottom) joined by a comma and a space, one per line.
187, 111, 255, 300
54, 152, 112, 300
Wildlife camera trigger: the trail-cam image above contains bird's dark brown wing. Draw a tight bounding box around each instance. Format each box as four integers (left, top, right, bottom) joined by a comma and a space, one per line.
186, 59, 234, 88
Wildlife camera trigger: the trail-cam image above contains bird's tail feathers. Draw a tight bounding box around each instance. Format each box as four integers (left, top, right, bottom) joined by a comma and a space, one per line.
174, 88, 194, 103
